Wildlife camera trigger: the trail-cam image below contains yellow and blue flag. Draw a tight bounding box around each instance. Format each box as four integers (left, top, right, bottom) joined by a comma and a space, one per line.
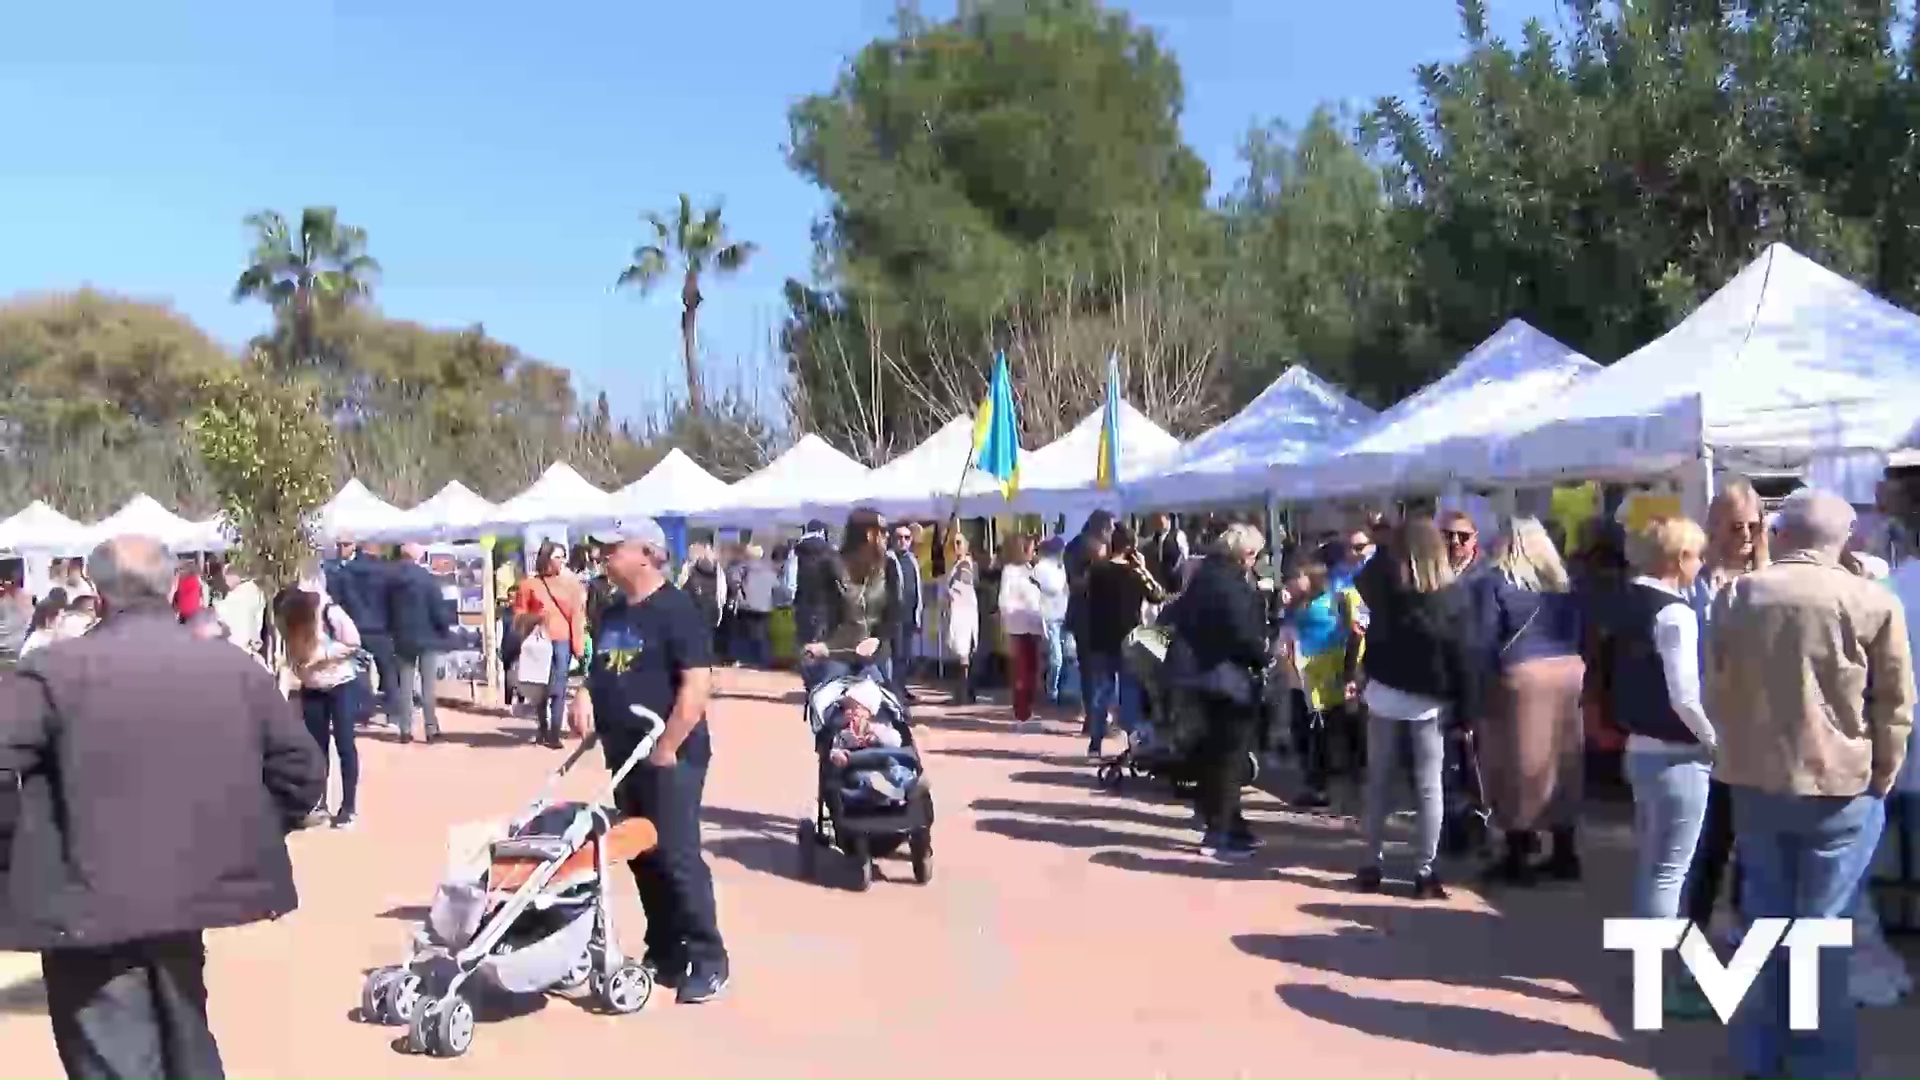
971, 351, 1021, 498
1095, 351, 1122, 491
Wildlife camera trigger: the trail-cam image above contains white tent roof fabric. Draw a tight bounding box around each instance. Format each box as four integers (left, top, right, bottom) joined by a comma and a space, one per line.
313, 479, 413, 543
0, 501, 92, 556
978, 399, 1181, 516
485, 463, 617, 530
612, 449, 732, 520
89, 494, 203, 552
833, 415, 1026, 520
1488, 244, 1920, 483
1126, 366, 1377, 508
1292, 319, 1600, 498
691, 435, 868, 526
393, 481, 498, 542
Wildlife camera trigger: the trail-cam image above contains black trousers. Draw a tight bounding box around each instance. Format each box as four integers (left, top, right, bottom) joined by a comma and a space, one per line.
41, 932, 224, 1080
1686, 778, 1741, 928
360, 633, 400, 720
1195, 695, 1258, 836
617, 762, 726, 974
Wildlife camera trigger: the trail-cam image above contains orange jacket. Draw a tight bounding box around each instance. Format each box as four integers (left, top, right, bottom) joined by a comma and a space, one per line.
514, 570, 587, 659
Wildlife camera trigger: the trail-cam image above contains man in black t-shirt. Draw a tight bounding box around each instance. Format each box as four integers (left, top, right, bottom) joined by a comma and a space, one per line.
582, 517, 728, 1004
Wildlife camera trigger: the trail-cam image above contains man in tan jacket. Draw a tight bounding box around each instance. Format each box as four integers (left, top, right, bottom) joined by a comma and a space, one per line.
1707, 487, 1915, 1080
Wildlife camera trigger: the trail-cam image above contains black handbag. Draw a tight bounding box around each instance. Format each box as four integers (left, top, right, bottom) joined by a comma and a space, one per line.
1166, 631, 1257, 707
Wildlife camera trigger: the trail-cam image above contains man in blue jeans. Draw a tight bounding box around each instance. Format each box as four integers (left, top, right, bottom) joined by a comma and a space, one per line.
1706, 489, 1915, 1079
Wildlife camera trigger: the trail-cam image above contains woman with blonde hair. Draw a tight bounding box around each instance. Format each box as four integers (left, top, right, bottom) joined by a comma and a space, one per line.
1473, 515, 1586, 884
1353, 516, 1483, 899
1601, 514, 1717, 1017
941, 527, 980, 704
996, 533, 1045, 727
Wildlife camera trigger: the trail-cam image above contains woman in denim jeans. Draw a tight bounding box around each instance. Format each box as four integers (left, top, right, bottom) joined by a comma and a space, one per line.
1604, 517, 1715, 1018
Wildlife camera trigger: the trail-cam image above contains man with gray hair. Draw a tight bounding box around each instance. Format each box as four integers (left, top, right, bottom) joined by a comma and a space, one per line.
0, 535, 323, 1079
1707, 488, 1915, 1079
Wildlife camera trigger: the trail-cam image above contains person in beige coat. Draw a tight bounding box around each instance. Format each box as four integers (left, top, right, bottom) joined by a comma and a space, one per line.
1706, 487, 1916, 1080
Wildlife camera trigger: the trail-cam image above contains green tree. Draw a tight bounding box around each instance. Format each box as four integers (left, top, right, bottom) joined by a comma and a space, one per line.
188, 365, 337, 589
616, 195, 757, 417
233, 207, 380, 369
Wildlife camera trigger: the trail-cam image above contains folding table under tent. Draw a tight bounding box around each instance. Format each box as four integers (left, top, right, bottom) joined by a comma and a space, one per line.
967, 398, 1180, 519
826, 415, 1029, 523
1482, 244, 1920, 491
689, 435, 869, 528
481, 463, 619, 532
313, 479, 413, 544
88, 494, 210, 553
609, 449, 732, 521
390, 481, 500, 543
1286, 319, 1601, 500
0, 500, 93, 557
1124, 365, 1378, 510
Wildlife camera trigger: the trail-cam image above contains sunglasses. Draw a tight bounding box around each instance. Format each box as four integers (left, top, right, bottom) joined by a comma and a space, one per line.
1444, 531, 1475, 543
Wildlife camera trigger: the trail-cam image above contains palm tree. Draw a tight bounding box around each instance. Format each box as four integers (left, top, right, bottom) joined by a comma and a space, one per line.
233, 207, 379, 367
616, 195, 756, 415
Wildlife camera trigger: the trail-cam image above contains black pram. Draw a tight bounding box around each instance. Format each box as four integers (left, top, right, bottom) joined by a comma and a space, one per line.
795, 675, 935, 890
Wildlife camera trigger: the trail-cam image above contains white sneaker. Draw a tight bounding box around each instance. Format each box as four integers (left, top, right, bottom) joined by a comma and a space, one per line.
867, 774, 906, 802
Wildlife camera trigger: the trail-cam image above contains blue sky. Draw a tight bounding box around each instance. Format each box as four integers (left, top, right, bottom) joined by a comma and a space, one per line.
0, 0, 1557, 417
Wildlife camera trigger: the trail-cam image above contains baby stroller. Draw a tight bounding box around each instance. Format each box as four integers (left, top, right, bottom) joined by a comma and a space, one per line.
796, 675, 935, 890
1096, 625, 1265, 794
356, 707, 667, 1058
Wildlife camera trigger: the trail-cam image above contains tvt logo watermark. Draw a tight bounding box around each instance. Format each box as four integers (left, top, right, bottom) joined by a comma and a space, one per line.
1603, 918, 1852, 1031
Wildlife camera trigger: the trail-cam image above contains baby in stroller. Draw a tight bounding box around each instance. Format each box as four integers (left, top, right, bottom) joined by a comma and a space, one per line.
797, 674, 935, 889
828, 679, 916, 806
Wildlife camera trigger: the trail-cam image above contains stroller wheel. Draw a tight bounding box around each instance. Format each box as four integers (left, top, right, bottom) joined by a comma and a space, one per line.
387, 973, 423, 1028
556, 952, 594, 992
849, 837, 873, 892
360, 967, 401, 1024
909, 829, 933, 885
1095, 760, 1124, 791
431, 996, 475, 1058
597, 961, 655, 1015
796, 820, 817, 881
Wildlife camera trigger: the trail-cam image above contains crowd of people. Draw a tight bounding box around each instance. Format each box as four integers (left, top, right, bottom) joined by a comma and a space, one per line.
4, 473, 1919, 1079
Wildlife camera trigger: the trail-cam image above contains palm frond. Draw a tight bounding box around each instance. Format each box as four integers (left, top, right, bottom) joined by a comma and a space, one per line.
615, 246, 671, 292
713, 241, 757, 275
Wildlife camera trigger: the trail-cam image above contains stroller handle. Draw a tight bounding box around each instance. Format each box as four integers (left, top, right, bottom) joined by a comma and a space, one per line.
514, 707, 667, 827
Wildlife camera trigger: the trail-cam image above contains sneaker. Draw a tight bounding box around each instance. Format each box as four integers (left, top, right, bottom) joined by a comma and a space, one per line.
640, 954, 684, 990
332, 812, 357, 830
1409, 870, 1448, 900
1353, 865, 1384, 893
867, 773, 906, 802
676, 967, 729, 1004
301, 808, 332, 830
1199, 832, 1254, 861
423, 731, 442, 745
1228, 830, 1264, 852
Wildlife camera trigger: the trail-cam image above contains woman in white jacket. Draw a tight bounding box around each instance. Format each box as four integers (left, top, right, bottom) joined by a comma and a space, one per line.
998, 534, 1045, 728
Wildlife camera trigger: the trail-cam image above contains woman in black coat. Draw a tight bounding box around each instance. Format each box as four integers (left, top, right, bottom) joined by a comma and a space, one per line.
1353, 516, 1484, 900
1164, 523, 1272, 861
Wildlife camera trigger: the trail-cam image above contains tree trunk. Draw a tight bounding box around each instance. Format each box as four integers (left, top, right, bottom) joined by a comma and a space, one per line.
681, 269, 705, 415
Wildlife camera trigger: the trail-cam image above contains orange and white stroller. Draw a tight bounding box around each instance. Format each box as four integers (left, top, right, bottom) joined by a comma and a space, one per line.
357, 707, 666, 1057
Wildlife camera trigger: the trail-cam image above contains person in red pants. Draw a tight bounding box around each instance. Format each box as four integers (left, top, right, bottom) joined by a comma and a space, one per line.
997, 534, 1045, 729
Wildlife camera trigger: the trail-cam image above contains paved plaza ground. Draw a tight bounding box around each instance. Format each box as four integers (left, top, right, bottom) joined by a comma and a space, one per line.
5, 665, 1920, 1078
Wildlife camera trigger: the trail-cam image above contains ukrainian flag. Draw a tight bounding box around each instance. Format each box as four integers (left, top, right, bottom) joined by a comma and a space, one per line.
1095, 351, 1122, 491
971, 351, 1021, 498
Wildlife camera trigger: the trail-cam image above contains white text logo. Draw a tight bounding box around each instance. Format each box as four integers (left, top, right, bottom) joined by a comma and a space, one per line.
1601, 918, 1851, 1031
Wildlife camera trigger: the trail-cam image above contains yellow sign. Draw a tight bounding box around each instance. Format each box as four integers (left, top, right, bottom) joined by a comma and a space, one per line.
1621, 492, 1683, 534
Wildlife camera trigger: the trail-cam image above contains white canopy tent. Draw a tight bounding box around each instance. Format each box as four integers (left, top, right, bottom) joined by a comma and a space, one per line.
0, 501, 93, 557
829, 415, 1028, 522
1485, 244, 1920, 486
611, 449, 731, 520
966, 399, 1180, 517
313, 479, 413, 543
1125, 366, 1378, 509
690, 435, 869, 527
1290, 319, 1600, 498
392, 481, 499, 542
482, 463, 618, 531
88, 494, 206, 552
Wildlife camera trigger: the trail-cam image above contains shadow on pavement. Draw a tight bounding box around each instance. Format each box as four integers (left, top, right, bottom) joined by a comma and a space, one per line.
714, 686, 806, 708
376, 904, 432, 922
1274, 983, 1668, 1067
928, 746, 1064, 765
0, 977, 45, 1015
702, 805, 808, 883
430, 729, 535, 750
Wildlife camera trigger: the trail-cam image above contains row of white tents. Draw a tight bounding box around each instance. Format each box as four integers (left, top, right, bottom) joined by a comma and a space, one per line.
5, 243, 1919, 558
